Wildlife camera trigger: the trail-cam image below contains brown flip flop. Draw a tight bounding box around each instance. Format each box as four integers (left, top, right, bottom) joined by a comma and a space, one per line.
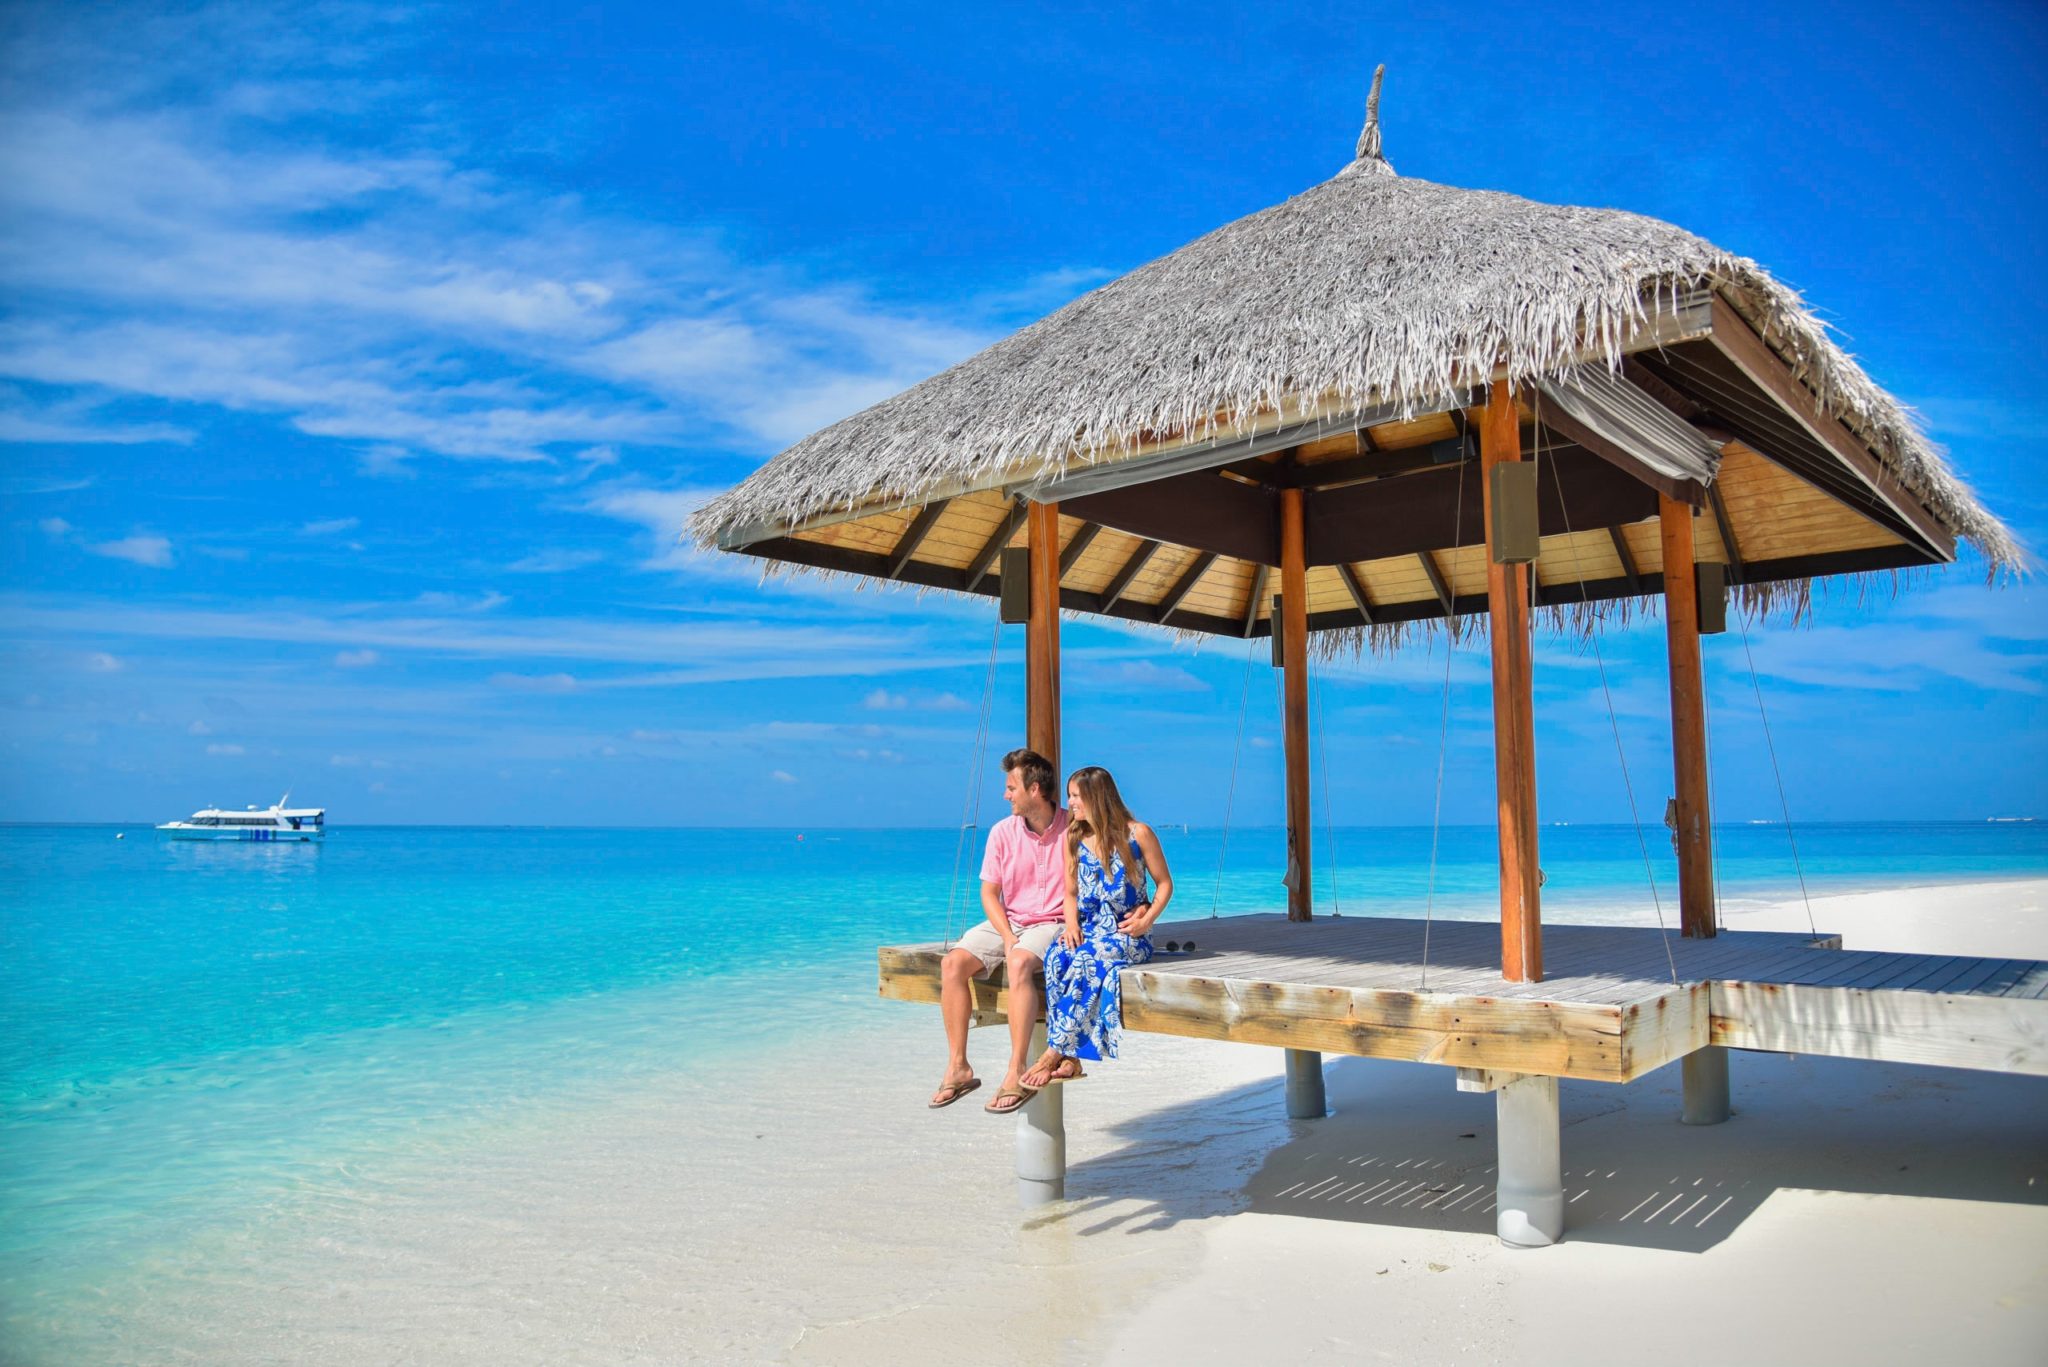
1040, 1059, 1087, 1085
983, 1084, 1036, 1114
928, 1077, 982, 1109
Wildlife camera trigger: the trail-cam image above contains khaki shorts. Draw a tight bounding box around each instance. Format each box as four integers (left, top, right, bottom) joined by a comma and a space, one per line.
953, 920, 1061, 975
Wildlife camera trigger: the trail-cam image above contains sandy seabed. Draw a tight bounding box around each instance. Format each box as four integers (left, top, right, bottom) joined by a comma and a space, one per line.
12, 879, 2046, 1366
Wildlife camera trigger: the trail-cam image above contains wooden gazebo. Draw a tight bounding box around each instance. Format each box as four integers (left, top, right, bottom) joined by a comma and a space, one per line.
692, 72, 2036, 1246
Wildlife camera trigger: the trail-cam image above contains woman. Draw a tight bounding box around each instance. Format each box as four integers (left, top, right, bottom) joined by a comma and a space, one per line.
1021, 766, 1173, 1089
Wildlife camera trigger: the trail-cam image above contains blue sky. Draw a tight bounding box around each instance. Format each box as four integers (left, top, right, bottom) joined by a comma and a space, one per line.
2, 0, 2044, 826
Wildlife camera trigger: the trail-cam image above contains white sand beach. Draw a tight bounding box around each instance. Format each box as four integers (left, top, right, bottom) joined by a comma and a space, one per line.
30, 879, 2046, 1366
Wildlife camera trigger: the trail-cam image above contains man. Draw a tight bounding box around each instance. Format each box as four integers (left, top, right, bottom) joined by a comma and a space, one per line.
929, 747, 1069, 1115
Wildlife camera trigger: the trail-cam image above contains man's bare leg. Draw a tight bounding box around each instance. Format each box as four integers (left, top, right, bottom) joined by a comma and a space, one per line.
934, 946, 986, 1104
1001, 941, 1044, 1092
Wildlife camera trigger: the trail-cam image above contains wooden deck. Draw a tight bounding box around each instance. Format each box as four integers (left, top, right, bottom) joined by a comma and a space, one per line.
879, 914, 2048, 1082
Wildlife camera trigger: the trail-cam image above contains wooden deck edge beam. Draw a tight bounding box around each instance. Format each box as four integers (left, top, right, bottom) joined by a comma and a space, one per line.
1710, 980, 2046, 1075
1705, 295, 1956, 561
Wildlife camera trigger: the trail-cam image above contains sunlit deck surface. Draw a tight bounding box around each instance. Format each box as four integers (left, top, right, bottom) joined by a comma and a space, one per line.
879, 914, 2048, 1083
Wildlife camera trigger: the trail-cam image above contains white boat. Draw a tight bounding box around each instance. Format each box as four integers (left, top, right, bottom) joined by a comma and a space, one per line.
158, 794, 325, 842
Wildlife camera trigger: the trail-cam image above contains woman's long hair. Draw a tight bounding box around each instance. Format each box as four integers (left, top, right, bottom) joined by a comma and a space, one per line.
1066, 766, 1146, 891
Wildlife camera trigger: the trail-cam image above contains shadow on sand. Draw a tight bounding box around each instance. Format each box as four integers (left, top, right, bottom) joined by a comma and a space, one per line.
1041, 1051, 2048, 1253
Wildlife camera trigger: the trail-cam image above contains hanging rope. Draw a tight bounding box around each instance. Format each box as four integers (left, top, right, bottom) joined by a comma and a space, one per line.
1737, 612, 1819, 938
1313, 652, 1341, 916
1533, 393, 1679, 984
1418, 453, 1467, 990
943, 612, 1004, 947
1209, 634, 1258, 918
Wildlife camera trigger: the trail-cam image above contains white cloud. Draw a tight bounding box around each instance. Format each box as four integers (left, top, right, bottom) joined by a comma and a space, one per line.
39, 516, 71, 536
87, 533, 173, 567
506, 547, 605, 574
333, 648, 380, 668
490, 671, 579, 693
863, 688, 908, 710
84, 650, 122, 672
770, 769, 798, 784
302, 516, 359, 535
205, 742, 245, 756
0, 5, 998, 472
186, 719, 211, 734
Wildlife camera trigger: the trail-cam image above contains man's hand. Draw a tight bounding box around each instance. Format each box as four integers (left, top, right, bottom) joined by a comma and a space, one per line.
1117, 901, 1156, 937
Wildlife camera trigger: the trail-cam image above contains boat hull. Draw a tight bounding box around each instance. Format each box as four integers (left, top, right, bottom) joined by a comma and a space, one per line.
158, 827, 322, 842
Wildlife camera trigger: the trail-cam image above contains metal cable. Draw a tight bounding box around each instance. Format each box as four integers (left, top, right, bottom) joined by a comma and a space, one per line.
1313, 653, 1341, 916
1534, 393, 1680, 985
1738, 612, 1818, 937
1209, 634, 1258, 918
944, 612, 1003, 947
1418, 455, 1467, 990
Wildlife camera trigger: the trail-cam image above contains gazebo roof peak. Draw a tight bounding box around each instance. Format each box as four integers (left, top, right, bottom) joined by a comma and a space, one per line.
1341, 64, 1396, 180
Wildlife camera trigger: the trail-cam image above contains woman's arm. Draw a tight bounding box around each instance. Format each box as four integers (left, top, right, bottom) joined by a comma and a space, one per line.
1121, 822, 1174, 935
1061, 850, 1083, 948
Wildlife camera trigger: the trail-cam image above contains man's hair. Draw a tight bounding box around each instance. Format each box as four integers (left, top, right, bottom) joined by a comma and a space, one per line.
1002, 748, 1058, 806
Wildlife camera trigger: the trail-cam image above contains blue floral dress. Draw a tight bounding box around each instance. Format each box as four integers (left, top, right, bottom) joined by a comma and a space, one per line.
1043, 836, 1155, 1061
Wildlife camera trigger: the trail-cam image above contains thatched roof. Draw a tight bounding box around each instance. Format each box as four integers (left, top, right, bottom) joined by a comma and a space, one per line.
691, 72, 2019, 644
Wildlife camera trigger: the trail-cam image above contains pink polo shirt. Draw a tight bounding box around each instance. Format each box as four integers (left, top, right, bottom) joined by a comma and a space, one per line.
979, 809, 1071, 928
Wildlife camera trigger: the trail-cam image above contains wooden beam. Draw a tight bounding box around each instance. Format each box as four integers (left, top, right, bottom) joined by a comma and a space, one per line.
1280, 489, 1312, 921
1058, 521, 1101, 575
1241, 562, 1271, 638
1484, 380, 1543, 982
964, 502, 1027, 591
1099, 538, 1160, 611
1305, 443, 1656, 567
885, 499, 951, 579
1418, 551, 1455, 615
1706, 296, 1955, 560
1607, 526, 1641, 594
1026, 500, 1062, 773
1706, 483, 1745, 586
1661, 494, 1715, 939
1338, 563, 1375, 623
1063, 472, 1279, 566
1155, 552, 1218, 624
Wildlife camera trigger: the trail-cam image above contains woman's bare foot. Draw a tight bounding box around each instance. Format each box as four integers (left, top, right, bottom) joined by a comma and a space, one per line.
1020, 1049, 1066, 1090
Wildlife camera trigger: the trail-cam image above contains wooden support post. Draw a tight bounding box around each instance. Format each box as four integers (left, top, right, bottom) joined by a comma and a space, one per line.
1660, 494, 1715, 940
1495, 1073, 1564, 1247
1279, 490, 1326, 1115
1026, 500, 1062, 774
1483, 382, 1542, 982
1016, 1020, 1066, 1205
1280, 488, 1312, 923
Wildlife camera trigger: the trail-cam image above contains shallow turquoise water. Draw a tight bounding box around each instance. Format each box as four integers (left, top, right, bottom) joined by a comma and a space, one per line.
1, 820, 2043, 1330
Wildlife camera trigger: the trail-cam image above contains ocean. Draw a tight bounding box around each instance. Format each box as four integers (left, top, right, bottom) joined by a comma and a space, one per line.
2, 820, 2043, 1361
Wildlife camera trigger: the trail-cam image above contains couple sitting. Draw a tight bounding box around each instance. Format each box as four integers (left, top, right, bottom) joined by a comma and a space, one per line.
930, 747, 1174, 1115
